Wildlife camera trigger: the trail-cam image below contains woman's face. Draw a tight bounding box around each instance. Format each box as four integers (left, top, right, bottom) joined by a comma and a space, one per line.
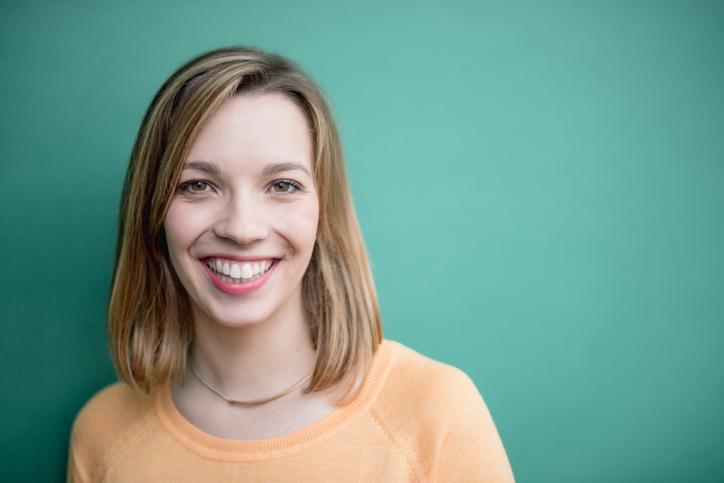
163, 91, 319, 328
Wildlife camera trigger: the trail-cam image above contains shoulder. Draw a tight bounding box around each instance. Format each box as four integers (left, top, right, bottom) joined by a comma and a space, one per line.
71, 381, 153, 436
376, 339, 487, 430
373, 339, 515, 481
67, 381, 155, 482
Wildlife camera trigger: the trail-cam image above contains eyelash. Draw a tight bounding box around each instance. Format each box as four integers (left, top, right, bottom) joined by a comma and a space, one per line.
177, 179, 304, 196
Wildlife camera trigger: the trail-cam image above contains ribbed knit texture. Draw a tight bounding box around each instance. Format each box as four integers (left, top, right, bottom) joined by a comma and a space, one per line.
66, 339, 515, 482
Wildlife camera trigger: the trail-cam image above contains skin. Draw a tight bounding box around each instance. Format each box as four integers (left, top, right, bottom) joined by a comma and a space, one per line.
163, 91, 336, 439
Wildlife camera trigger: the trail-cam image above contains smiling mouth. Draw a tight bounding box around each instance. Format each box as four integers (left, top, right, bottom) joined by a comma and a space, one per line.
202, 258, 279, 284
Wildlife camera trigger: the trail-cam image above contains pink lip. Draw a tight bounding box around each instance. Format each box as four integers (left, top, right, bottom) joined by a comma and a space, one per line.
200, 259, 279, 295
202, 254, 281, 262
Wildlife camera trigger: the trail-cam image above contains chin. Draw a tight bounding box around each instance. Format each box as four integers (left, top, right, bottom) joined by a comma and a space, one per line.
202, 302, 275, 328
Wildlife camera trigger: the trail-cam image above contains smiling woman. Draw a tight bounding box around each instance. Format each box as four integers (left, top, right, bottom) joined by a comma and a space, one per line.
164, 92, 322, 334
65, 46, 516, 482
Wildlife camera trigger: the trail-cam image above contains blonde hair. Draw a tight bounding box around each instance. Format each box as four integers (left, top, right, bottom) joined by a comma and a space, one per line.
108, 46, 382, 405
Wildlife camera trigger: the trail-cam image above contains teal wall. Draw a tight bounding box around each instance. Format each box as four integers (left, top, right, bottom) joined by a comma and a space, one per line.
1, 1, 722, 481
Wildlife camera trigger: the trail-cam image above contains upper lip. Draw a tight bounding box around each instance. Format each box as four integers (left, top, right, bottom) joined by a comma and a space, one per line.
201, 254, 281, 262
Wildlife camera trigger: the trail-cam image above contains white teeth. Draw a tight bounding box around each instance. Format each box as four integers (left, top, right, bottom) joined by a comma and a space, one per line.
240, 263, 253, 279
206, 258, 275, 282
230, 264, 242, 278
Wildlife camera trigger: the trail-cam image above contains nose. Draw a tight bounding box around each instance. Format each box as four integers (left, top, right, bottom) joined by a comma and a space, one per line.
212, 191, 269, 245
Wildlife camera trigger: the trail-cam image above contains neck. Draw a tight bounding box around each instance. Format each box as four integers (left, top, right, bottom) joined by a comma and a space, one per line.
187, 290, 317, 400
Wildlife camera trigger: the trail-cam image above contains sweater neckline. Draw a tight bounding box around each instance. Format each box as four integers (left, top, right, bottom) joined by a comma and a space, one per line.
153, 338, 396, 460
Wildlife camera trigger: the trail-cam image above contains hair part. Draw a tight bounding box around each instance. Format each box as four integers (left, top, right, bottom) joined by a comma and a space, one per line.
108, 46, 382, 406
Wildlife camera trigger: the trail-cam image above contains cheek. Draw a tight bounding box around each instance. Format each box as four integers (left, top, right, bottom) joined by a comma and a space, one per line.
163, 202, 209, 251
273, 201, 319, 248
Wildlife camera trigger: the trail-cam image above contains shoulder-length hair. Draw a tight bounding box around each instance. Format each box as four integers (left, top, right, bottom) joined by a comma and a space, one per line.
108, 46, 382, 405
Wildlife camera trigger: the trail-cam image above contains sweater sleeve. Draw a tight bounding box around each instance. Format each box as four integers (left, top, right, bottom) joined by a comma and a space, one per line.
66, 407, 101, 483
65, 382, 144, 483
432, 368, 516, 482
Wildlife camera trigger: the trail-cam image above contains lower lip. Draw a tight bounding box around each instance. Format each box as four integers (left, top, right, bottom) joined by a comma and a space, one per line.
200, 259, 279, 295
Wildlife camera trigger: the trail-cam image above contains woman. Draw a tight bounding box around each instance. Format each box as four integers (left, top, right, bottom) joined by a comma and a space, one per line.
66, 46, 516, 482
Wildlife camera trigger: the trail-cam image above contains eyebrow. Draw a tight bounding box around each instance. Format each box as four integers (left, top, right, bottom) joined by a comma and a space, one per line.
183, 160, 311, 178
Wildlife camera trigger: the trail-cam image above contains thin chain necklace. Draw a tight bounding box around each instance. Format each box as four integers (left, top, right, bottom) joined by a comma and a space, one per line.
189, 357, 314, 407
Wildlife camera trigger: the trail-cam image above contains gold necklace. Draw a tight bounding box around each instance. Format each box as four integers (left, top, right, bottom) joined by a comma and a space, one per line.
189, 357, 313, 407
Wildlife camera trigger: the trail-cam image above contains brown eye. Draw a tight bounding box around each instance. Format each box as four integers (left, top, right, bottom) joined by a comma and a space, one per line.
271, 180, 302, 194
189, 181, 208, 192
178, 180, 212, 194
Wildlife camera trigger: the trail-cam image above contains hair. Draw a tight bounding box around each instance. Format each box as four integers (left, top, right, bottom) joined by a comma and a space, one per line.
107, 46, 383, 406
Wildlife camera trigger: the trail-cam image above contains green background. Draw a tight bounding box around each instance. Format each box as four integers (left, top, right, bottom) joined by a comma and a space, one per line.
1, 1, 722, 481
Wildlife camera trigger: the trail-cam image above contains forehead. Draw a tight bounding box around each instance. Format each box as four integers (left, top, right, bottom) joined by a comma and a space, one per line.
185, 91, 314, 174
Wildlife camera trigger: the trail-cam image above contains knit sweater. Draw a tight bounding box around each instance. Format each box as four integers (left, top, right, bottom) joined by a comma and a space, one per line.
66, 338, 515, 482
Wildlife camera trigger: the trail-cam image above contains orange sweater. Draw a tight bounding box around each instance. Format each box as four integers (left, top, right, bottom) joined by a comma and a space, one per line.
67, 338, 515, 482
